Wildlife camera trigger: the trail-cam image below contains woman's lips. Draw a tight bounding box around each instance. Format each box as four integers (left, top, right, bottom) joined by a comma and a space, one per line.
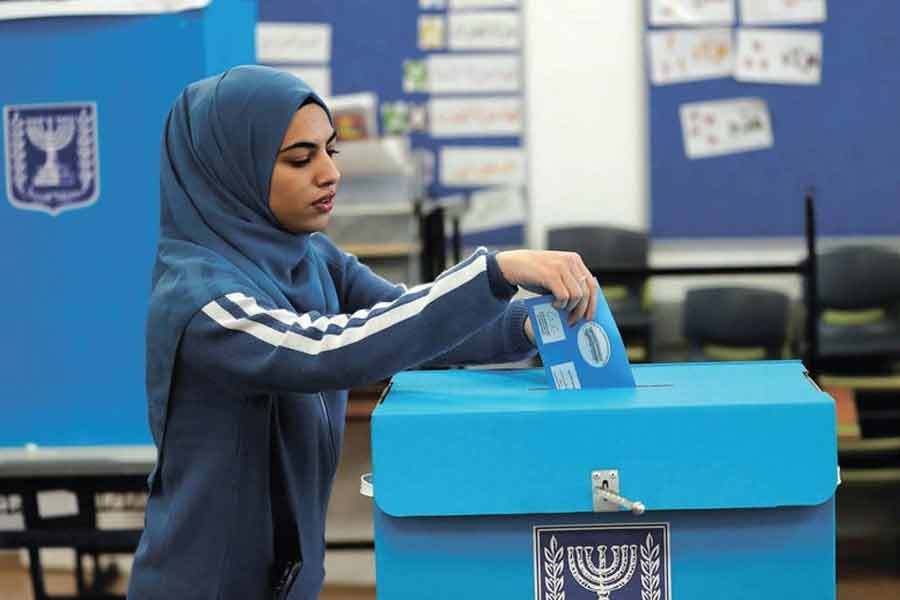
313, 193, 335, 213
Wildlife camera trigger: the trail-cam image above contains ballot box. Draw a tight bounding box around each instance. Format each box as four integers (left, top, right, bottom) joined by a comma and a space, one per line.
367, 361, 837, 600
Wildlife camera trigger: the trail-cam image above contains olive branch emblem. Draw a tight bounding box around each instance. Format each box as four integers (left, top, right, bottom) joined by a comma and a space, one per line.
543, 535, 566, 600
640, 533, 661, 600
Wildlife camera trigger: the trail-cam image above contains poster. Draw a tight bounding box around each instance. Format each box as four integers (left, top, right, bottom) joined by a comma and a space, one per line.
428, 97, 522, 137
739, 0, 826, 25
649, 0, 735, 26
679, 97, 773, 159
648, 28, 734, 85
439, 147, 524, 186
735, 28, 822, 85
256, 22, 331, 64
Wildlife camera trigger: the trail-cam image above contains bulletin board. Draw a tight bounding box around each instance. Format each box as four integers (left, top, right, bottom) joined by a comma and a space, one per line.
648, 1, 900, 238
257, 0, 526, 246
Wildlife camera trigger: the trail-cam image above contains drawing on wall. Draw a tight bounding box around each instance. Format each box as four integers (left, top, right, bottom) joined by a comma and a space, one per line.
739, 0, 826, 25
649, 0, 735, 26
679, 97, 773, 159
735, 28, 822, 85
648, 28, 734, 85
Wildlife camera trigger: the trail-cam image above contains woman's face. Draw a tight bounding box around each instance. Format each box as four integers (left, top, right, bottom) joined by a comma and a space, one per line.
269, 103, 340, 233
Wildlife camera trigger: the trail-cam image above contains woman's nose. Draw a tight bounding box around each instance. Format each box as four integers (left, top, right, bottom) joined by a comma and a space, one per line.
316, 154, 341, 187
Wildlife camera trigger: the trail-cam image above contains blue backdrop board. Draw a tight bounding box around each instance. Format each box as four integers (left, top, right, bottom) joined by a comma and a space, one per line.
0, 1, 256, 447
649, 2, 900, 238
257, 0, 527, 246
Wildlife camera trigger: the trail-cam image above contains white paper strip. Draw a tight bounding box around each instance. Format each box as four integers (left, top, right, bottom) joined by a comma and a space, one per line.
278, 67, 332, 98
448, 11, 520, 50
256, 22, 331, 64
0, 0, 210, 20
429, 97, 522, 137
427, 54, 521, 94
739, 0, 826, 25
680, 97, 773, 159
461, 186, 526, 233
449, 0, 519, 9
649, 0, 735, 26
735, 28, 822, 85
648, 29, 734, 85
440, 147, 525, 186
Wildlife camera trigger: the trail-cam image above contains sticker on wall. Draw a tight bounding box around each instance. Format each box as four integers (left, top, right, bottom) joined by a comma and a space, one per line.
679, 97, 773, 159
418, 14, 445, 50
255, 22, 331, 64
448, 10, 520, 50
403, 59, 429, 93
739, 0, 826, 25
408, 103, 429, 133
420, 0, 447, 9
534, 523, 671, 600
649, 0, 735, 26
735, 28, 822, 85
647, 28, 734, 85
427, 54, 521, 94
439, 146, 524, 186
381, 101, 410, 135
428, 97, 522, 137
4, 102, 100, 215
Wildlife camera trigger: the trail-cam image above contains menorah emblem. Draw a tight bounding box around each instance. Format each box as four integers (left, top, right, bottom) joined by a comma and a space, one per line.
534, 523, 670, 600
4, 102, 99, 215
566, 543, 638, 599
26, 115, 77, 188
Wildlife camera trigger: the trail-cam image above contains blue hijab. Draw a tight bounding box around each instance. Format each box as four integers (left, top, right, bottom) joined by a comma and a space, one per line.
145, 65, 329, 449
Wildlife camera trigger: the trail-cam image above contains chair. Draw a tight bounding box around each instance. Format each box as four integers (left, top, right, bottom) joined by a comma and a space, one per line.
546, 226, 654, 362
682, 286, 791, 361
814, 245, 900, 448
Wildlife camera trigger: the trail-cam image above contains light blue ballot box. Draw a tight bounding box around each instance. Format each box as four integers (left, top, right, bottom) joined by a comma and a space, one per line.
368, 361, 837, 600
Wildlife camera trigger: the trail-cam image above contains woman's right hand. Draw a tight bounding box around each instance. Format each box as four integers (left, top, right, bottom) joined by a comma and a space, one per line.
496, 250, 599, 325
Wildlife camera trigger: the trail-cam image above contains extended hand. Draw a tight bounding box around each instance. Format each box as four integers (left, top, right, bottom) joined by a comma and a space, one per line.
497, 250, 599, 326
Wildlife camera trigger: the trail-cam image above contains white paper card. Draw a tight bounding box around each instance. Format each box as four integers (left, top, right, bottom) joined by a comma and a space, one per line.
448, 11, 520, 50
740, 0, 826, 24
429, 97, 522, 137
735, 28, 822, 85
0, 0, 209, 20
680, 97, 773, 159
278, 67, 331, 98
461, 187, 525, 233
550, 362, 582, 390
449, 0, 518, 9
439, 147, 525, 186
256, 23, 331, 64
649, 0, 735, 26
37, 490, 79, 518
427, 55, 520, 94
648, 28, 734, 85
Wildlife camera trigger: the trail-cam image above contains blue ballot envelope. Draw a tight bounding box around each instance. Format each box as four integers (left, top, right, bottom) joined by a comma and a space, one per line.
367, 362, 837, 600
524, 290, 635, 390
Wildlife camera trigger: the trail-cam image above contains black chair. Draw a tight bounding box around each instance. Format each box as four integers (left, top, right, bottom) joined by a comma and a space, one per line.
547, 226, 654, 362
682, 286, 791, 361
814, 245, 900, 444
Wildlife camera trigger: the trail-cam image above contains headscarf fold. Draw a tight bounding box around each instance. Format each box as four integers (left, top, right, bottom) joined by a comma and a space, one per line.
145, 65, 329, 448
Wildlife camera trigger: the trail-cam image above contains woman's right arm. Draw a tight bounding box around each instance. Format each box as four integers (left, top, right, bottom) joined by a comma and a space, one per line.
178, 248, 517, 393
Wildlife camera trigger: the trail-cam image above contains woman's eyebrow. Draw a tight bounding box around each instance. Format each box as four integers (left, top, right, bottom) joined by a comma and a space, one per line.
279, 130, 338, 154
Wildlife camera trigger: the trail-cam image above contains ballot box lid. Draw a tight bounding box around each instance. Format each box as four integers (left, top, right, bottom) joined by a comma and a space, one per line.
370, 361, 837, 518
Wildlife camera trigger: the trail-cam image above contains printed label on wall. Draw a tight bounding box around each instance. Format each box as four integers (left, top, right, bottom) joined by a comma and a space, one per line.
680, 97, 773, 159
648, 28, 734, 85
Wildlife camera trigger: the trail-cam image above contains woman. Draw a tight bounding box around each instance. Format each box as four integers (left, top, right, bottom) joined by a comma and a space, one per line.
127, 65, 598, 599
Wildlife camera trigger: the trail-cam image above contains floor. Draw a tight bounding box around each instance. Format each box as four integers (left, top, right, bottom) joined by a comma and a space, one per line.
1, 540, 898, 599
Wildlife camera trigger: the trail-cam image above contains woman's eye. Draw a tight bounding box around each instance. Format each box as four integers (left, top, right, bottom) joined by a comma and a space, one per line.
327, 148, 340, 157
290, 158, 311, 167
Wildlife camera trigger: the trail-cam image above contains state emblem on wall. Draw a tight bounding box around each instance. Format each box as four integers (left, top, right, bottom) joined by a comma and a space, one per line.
534, 523, 671, 600
4, 102, 99, 215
